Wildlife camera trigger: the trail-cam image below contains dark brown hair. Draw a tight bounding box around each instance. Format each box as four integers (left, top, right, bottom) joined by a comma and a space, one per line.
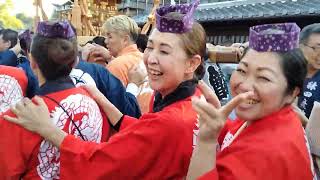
31, 34, 78, 80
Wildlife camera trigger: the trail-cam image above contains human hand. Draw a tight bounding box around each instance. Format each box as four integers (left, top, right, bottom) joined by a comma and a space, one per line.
81, 85, 108, 106
82, 85, 123, 126
90, 44, 112, 63
3, 96, 54, 136
128, 62, 147, 86
81, 43, 95, 61
10, 39, 21, 56
192, 81, 253, 142
232, 42, 249, 60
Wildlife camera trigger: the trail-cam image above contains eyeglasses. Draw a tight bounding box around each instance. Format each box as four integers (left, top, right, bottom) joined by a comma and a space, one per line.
303, 44, 320, 52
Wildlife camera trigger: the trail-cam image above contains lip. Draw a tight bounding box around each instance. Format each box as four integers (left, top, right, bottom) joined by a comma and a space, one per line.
148, 71, 161, 80
237, 101, 256, 110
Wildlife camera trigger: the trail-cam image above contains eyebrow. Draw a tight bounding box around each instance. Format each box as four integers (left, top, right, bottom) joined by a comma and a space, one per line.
257, 67, 277, 75
239, 61, 248, 67
240, 61, 277, 75
148, 39, 173, 48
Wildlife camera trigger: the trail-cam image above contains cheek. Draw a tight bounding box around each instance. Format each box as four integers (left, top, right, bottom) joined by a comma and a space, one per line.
143, 52, 149, 64
229, 73, 241, 95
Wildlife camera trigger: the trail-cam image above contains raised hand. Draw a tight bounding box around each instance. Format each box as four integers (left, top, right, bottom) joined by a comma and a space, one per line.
90, 44, 112, 63
192, 81, 253, 142
128, 62, 147, 86
81, 43, 95, 61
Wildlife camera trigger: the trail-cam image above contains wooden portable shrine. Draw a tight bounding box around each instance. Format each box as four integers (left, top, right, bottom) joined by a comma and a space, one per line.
48, 0, 120, 36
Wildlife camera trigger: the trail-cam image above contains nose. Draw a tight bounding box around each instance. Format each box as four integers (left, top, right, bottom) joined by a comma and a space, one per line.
145, 51, 158, 65
237, 77, 255, 93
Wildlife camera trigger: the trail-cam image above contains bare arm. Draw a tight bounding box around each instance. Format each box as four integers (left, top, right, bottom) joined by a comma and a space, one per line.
187, 81, 253, 179
82, 85, 123, 126
187, 141, 217, 180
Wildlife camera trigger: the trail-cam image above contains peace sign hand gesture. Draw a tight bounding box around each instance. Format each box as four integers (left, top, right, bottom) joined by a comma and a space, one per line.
192, 81, 253, 143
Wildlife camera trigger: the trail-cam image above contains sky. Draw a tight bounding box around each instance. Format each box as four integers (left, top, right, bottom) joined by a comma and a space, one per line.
1, 0, 68, 17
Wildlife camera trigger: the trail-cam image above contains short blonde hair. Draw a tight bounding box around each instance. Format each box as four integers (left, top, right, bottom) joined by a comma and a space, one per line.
103, 15, 139, 42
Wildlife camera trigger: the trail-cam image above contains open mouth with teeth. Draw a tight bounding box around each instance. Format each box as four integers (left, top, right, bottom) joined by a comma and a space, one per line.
148, 69, 164, 76
246, 99, 259, 104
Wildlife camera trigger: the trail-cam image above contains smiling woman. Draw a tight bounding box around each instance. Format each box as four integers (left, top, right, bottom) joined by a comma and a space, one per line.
187, 23, 316, 180
1, 0, 214, 178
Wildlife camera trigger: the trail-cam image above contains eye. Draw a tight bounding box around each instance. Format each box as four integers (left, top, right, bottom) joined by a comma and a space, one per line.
145, 46, 153, 50
160, 50, 169, 55
258, 76, 271, 82
236, 68, 246, 74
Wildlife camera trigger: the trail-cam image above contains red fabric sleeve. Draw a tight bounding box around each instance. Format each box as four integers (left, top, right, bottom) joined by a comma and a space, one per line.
195, 146, 272, 180
119, 115, 138, 131
60, 113, 188, 179
0, 111, 40, 179
198, 169, 219, 180
196, 142, 312, 180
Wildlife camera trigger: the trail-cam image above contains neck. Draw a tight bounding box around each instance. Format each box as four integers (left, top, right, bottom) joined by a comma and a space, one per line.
307, 64, 319, 78
36, 71, 46, 87
159, 77, 195, 98
117, 43, 135, 57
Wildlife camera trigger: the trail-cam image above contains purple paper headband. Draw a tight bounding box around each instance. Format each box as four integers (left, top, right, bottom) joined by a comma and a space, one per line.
156, 0, 200, 33
18, 29, 32, 50
36, 20, 75, 39
249, 23, 301, 52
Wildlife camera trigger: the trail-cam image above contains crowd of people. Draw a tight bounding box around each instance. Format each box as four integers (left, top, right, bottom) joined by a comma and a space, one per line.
0, 0, 319, 179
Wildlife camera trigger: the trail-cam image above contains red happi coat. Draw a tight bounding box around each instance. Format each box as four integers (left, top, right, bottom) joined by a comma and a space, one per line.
0, 65, 28, 114
0, 87, 110, 179
58, 88, 202, 179
199, 106, 315, 180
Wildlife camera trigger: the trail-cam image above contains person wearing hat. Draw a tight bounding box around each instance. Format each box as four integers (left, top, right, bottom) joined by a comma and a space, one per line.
17, 27, 141, 119
16, 29, 39, 98
2, 0, 223, 178
0, 21, 111, 179
298, 23, 320, 118
187, 23, 315, 180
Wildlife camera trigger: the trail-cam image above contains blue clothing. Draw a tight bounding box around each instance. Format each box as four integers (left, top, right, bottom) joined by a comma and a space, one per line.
298, 70, 320, 118
0, 50, 17, 66
74, 60, 141, 118
1, 54, 141, 118
17, 56, 38, 98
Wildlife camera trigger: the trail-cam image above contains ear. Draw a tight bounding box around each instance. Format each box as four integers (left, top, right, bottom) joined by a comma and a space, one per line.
123, 34, 131, 46
285, 87, 300, 104
29, 54, 38, 70
185, 55, 202, 74
4, 41, 11, 49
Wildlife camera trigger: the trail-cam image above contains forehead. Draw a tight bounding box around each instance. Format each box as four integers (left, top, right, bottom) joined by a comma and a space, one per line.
148, 29, 182, 47
307, 33, 320, 45
241, 49, 282, 71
